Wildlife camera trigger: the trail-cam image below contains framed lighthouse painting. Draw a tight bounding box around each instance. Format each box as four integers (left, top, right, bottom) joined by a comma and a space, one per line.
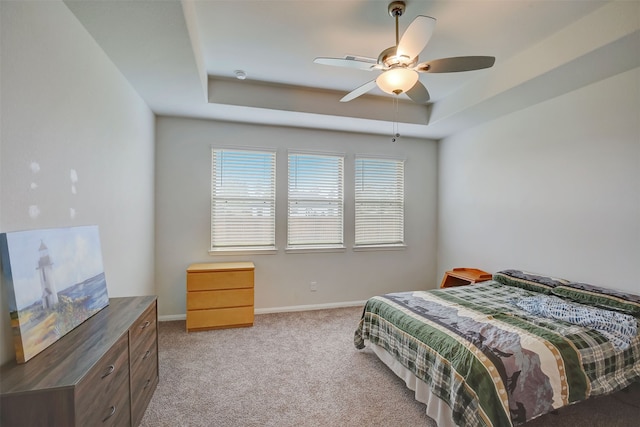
0, 225, 109, 363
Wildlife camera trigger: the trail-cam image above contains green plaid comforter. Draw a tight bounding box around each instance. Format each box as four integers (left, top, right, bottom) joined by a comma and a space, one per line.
354, 281, 640, 426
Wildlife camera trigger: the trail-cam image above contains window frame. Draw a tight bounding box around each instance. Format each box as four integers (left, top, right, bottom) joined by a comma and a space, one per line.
209, 147, 277, 254
353, 155, 406, 250
286, 150, 345, 253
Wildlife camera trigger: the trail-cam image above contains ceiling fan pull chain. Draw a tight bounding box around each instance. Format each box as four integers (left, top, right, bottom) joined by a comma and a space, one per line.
392, 97, 400, 142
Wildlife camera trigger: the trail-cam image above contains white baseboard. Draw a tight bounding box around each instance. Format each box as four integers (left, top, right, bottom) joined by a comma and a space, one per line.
254, 300, 367, 315
158, 300, 367, 322
159, 314, 187, 321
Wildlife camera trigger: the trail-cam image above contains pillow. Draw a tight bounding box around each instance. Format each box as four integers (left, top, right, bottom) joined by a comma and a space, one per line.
493, 269, 569, 294
552, 282, 640, 316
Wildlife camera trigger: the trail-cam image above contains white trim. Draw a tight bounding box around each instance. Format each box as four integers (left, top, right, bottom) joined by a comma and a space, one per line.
285, 245, 346, 254
157, 300, 367, 322
209, 248, 278, 255
159, 314, 186, 321
211, 144, 277, 153
353, 244, 407, 252
355, 153, 406, 162
287, 148, 346, 157
254, 300, 367, 314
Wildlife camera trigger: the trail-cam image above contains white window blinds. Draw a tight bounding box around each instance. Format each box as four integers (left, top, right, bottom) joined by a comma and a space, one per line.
211, 148, 276, 250
355, 157, 405, 246
288, 153, 344, 248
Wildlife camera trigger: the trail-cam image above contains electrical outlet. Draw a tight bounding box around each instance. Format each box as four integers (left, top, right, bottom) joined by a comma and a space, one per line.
310, 281, 318, 292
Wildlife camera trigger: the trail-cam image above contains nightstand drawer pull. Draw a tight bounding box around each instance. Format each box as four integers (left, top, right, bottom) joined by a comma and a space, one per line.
102, 405, 116, 422
140, 320, 151, 329
101, 364, 115, 379
142, 349, 151, 360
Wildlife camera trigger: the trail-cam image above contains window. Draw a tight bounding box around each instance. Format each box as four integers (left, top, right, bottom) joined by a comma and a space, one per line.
288, 152, 344, 249
211, 148, 276, 251
355, 157, 405, 246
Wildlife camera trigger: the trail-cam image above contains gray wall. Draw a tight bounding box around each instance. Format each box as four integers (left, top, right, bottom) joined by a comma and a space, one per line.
0, 1, 156, 364
155, 117, 438, 317
438, 67, 640, 293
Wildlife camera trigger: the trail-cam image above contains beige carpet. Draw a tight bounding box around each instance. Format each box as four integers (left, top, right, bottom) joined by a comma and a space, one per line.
141, 307, 640, 426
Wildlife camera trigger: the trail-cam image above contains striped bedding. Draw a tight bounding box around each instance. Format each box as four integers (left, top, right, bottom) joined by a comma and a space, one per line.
354, 281, 640, 426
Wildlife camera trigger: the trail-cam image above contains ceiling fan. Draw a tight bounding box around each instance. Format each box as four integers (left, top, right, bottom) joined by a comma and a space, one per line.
314, 1, 495, 104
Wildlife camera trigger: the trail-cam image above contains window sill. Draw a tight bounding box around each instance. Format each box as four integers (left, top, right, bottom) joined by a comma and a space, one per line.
285, 245, 346, 254
208, 247, 278, 256
353, 244, 407, 252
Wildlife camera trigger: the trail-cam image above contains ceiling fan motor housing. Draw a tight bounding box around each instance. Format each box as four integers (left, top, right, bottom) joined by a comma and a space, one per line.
380, 2, 416, 69
378, 46, 417, 68
388, 1, 406, 17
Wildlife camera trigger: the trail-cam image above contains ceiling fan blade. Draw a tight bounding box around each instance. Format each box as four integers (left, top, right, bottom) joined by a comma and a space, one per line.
416, 56, 496, 73
405, 81, 430, 104
314, 56, 378, 71
340, 80, 377, 102
397, 16, 436, 60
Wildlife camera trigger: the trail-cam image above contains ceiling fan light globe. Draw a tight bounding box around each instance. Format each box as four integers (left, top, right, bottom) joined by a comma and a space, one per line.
376, 68, 419, 95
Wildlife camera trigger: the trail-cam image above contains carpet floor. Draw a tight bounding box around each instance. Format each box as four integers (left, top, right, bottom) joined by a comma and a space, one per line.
140, 306, 640, 426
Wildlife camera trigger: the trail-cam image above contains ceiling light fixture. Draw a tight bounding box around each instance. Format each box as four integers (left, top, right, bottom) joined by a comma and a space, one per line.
376, 67, 418, 95
234, 70, 247, 80
313, 1, 495, 104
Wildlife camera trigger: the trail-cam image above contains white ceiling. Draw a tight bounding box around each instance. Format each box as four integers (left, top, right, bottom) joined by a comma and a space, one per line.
64, 0, 639, 139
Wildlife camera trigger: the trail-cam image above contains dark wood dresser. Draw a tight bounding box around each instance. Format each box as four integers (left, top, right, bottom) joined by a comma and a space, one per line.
0, 296, 158, 426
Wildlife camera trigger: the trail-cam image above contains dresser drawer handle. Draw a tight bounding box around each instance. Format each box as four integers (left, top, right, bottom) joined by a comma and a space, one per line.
140, 320, 151, 329
142, 350, 151, 360
101, 364, 115, 379
143, 378, 151, 390
102, 405, 116, 422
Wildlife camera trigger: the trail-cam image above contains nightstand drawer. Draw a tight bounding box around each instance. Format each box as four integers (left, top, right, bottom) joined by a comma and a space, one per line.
187, 288, 254, 310
187, 270, 254, 291
186, 306, 254, 330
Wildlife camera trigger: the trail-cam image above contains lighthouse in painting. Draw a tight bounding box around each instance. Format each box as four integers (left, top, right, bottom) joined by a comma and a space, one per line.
36, 240, 58, 309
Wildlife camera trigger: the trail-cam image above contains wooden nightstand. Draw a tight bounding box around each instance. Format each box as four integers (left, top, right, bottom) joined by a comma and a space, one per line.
440, 268, 492, 288
186, 262, 255, 332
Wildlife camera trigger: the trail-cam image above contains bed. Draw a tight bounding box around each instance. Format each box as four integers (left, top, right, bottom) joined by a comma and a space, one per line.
354, 270, 640, 426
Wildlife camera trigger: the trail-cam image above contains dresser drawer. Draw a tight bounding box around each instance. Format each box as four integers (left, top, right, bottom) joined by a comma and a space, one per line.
131, 373, 158, 427
187, 270, 254, 291
75, 333, 130, 426
187, 306, 254, 330
130, 301, 157, 352
131, 346, 158, 396
131, 345, 159, 427
130, 322, 158, 375
187, 288, 254, 310
78, 386, 130, 427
